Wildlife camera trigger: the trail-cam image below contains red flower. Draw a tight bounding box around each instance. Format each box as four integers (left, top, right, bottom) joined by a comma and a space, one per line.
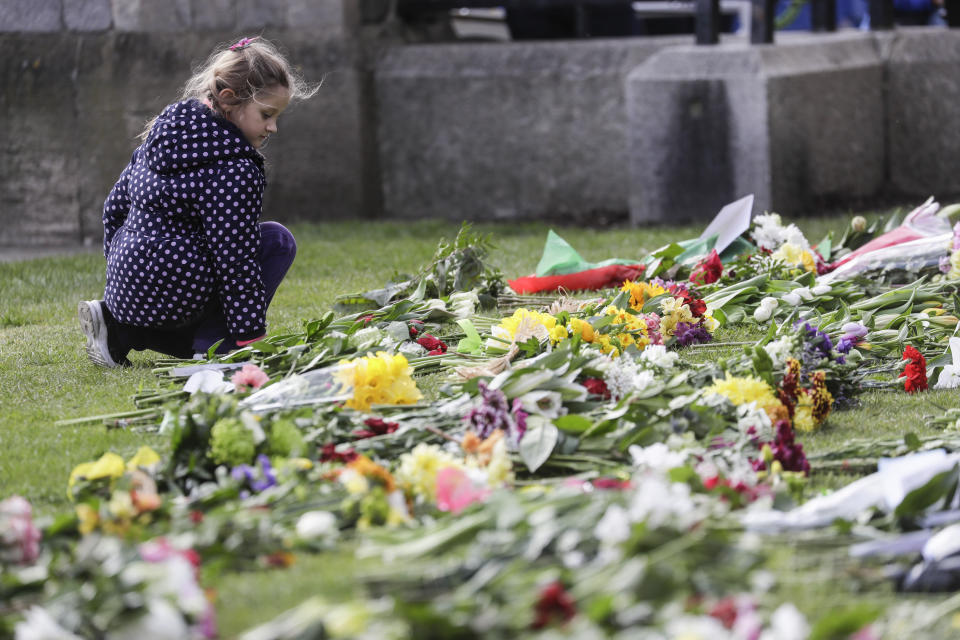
687, 298, 707, 318
532, 581, 576, 629
408, 320, 424, 337
690, 249, 723, 286
352, 417, 400, 439
900, 345, 928, 393
319, 443, 358, 464
591, 477, 632, 490
582, 377, 611, 399
189, 510, 204, 524
709, 597, 739, 629
361, 315, 375, 325
416, 333, 448, 355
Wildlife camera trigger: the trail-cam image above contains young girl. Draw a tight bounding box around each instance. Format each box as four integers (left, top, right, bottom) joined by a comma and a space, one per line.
79, 37, 316, 367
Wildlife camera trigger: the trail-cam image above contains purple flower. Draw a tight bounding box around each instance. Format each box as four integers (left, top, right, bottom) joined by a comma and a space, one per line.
674, 321, 712, 346
464, 381, 527, 444
231, 454, 277, 495
837, 322, 868, 354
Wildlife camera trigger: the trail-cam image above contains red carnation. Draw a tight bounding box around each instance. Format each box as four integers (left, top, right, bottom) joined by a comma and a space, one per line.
416, 333, 448, 356
319, 443, 358, 464
352, 417, 400, 439
690, 249, 723, 285
532, 581, 576, 629
900, 345, 928, 393
582, 377, 611, 399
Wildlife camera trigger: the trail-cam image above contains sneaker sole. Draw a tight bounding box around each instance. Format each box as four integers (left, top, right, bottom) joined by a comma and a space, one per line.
78, 301, 118, 368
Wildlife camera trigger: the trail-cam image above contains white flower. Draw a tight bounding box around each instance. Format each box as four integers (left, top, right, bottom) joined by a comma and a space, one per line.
449, 291, 479, 318
518, 390, 565, 419
629, 443, 688, 473
628, 472, 698, 529
107, 599, 190, 640
781, 292, 802, 306
782, 223, 810, 249
665, 615, 733, 640
604, 358, 657, 401
935, 337, 960, 390
759, 603, 809, 640
764, 336, 793, 370
737, 402, 773, 440
15, 608, 82, 640
851, 215, 867, 232
296, 511, 339, 540
793, 286, 813, 301
639, 344, 678, 370
594, 504, 632, 545
754, 305, 772, 323
812, 284, 832, 296
753, 297, 779, 323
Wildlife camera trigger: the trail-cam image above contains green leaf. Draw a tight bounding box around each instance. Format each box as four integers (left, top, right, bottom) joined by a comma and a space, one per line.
904, 432, 921, 452
519, 418, 559, 473
455, 318, 483, 355
553, 414, 593, 434
894, 464, 959, 519
809, 604, 882, 640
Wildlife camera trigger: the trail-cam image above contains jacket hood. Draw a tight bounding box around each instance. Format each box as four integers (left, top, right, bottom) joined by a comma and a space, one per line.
144, 99, 263, 174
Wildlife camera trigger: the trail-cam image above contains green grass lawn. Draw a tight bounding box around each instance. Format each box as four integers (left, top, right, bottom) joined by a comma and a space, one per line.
3, 213, 954, 635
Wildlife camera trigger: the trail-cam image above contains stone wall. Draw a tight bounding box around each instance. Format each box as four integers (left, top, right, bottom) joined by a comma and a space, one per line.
0, 0, 373, 246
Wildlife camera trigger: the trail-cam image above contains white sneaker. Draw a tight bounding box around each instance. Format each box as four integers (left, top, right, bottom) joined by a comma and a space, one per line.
78, 300, 121, 368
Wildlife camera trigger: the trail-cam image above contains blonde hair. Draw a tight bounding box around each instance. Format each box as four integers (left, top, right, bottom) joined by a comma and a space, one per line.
140, 37, 318, 141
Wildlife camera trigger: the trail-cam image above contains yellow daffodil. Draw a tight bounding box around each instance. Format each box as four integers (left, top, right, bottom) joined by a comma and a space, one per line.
126, 446, 161, 472
336, 352, 423, 411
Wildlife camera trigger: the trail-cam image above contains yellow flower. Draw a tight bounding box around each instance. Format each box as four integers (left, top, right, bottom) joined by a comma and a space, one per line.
772, 242, 804, 266
620, 280, 667, 312
549, 324, 568, 344
75, 503, 99, 535
569, 318, 595, 342
793, 395, 816, 432
108, 489, 136, 520
335, 352, 423, 412
497, 308, 558, 340
705, 374, 784, 415
69, 452, 126, 498
396, 443, 462, 501
126, 446, 161, 472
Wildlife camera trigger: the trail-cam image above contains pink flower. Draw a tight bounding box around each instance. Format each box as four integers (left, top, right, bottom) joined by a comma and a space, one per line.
231, 364, 270, 392
0, 496, 41, 565
435, 467, 490, 514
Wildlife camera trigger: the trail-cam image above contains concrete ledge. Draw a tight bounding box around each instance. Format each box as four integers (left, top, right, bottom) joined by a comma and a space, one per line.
887, 28, 960, 198
0, 30, 374, 245
626, 32, 884, 224
375, 36, 688, 222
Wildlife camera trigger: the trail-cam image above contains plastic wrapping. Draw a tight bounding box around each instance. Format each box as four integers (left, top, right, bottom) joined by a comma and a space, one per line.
240, 365, 352, 413
818, 232, 951, 284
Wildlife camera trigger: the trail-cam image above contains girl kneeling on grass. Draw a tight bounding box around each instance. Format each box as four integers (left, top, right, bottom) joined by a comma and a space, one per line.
79, 37, 317, 367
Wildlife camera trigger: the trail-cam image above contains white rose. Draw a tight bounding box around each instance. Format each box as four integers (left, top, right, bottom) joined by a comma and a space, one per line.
296, 511, 339, 540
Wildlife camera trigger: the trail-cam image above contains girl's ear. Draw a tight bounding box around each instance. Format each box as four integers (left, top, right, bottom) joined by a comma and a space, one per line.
217, 88, 238, 115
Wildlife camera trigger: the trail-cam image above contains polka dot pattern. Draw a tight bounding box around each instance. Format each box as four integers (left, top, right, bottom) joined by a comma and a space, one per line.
102, 100, 268, 340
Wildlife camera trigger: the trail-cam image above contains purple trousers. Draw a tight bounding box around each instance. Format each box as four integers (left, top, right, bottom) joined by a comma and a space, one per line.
104, 222, 297, 359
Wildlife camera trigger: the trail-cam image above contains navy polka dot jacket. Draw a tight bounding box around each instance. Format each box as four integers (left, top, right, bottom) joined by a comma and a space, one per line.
102, 99, 267, 341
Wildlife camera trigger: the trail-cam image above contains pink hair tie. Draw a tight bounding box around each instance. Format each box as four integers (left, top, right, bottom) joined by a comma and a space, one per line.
229, 36, 258, 51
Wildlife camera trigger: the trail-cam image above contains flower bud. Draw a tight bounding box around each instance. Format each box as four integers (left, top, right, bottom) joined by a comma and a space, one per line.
851, 215, 867, 232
